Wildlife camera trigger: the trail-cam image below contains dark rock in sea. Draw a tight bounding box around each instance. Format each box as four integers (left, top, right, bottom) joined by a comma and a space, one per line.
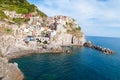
65, 50, 72, 54
83, 41, 114, 54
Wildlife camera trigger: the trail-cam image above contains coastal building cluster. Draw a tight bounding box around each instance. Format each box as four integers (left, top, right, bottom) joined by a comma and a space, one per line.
15, 15, 80, 45
4, 10, 23, 18
1, 10, 82, 46
3, 10, 37, 19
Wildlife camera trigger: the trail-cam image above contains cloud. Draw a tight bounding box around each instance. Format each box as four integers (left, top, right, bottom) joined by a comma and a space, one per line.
28, 0, 120, 37
96, 0, 109, 2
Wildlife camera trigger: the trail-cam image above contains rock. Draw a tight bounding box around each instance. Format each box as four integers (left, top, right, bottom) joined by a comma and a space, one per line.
65, 50, 72, 53
51, 32, 86, 46
84, 42, 114, 54
0, 57, 24, 80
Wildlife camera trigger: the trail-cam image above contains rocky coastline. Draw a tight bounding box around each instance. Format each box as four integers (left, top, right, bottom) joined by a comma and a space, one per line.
0, 40, 114, 80
0, 13, 86, 80
6, 48, 64, 60
5, 44, 84, 61
0, 33, 85, 80
84, 41, 114, 54
0, 57, 24, 80
0, 45, 75, 80
0, 0, 116, 79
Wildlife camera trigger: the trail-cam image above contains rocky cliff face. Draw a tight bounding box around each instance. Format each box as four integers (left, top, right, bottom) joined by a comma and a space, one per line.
0, 0, 86, 80
0, 57, 24, 80
0, 15, 86, 80
51, 32, 85, 46
0, 15, 86, 56
50, 16, 86, 46
0, 36, 24, 80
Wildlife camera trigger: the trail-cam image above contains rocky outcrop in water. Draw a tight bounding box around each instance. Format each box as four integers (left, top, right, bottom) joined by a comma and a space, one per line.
84, 41, 114, 54
0, 57, 24, 80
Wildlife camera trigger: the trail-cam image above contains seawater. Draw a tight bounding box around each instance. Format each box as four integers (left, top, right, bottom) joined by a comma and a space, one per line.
10, 36, 120, 80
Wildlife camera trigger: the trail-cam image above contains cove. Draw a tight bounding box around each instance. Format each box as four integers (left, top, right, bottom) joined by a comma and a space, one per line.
10, 36, 120, 80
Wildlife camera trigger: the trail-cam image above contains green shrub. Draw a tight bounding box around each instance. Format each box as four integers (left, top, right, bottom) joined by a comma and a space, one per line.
5, 28, 12, 34
13, 18, 30, 24
0, 0, 47, 17
36, 9, 47, 17
0, 27, 12, 34
75, 26, 81, 31
0, 10, 8, 20
43, 41, 48, 44
69, 22, 73, 27
0, 50, 2, 57
17, 8, 28, 14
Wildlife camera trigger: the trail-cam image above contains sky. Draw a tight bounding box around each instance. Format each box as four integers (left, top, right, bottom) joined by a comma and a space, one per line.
28, 0, 120, 38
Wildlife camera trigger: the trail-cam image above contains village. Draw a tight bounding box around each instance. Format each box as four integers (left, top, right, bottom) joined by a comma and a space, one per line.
0, 10, 80, 46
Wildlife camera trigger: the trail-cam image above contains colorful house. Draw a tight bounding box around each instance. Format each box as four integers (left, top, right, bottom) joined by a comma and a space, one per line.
24, 13, 33, 19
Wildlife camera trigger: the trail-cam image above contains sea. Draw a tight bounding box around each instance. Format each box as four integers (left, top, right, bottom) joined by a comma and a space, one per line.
10, 36, 120, 80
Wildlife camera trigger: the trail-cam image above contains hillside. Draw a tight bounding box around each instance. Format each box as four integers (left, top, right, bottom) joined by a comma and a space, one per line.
0, 1, 86, 80
0, 0, 85, 55
0, 0, 47, 20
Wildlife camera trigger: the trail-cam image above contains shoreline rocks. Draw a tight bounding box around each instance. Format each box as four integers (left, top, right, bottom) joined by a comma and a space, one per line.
0, 57, 24, 80
5, 48, 64, 61
84, 41, 114, 54
5, 44, 84, 60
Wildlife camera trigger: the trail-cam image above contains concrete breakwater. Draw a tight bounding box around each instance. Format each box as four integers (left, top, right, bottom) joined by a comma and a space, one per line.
83, 41, 114, 54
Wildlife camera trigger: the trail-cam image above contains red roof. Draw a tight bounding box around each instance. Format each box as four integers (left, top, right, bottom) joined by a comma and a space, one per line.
24, 13, 33, 18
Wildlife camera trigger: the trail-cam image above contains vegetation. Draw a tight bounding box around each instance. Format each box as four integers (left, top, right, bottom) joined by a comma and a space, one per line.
67, 29, 83, 38
36, 9, 47, 18
66, 22, 73, 28
0, 0, 47, 19
0, 50, 2, 57
13, 18, 30, 24
43, 41, 48, 44
75, 26, 81, 31
67, 25, 82, 38
5, 28, 12, 34
0, 10, 8, 20
0, 27, 13, 35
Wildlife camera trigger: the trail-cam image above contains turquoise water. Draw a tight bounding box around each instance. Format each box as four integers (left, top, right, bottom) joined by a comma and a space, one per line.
10, 36, 120, 80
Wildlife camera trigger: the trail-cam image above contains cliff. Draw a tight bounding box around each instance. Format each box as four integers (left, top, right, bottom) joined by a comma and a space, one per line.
0, 57, 24, 80
51, 16, 86, 46
0, 0, 86, 80
0, 15, 86, 58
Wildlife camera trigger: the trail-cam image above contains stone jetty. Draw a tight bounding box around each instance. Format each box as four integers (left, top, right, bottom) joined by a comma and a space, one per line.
83, 41, 114, 54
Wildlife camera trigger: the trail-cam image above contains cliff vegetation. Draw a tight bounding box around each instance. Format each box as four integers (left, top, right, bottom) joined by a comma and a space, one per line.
0, 0, 47, 20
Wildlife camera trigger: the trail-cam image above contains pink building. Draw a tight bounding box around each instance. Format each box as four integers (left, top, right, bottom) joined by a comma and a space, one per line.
24, 13, 33, 19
